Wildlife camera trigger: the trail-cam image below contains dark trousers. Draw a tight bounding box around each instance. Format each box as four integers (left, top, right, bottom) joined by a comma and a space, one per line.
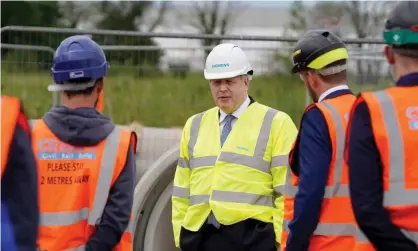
179, 219, 277, 251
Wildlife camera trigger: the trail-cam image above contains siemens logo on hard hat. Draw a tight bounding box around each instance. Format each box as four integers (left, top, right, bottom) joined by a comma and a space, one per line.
212, 63, 229, 68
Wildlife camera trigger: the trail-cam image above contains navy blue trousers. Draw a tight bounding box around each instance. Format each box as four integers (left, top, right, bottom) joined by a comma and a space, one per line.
180, 219, 276, 251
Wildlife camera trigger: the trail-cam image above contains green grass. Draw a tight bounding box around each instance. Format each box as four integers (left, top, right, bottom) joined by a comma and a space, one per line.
1, 69, 392, 127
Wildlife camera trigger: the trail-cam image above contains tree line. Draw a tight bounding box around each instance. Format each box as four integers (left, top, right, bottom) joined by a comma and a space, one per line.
1, 1, 245, 77
1, 1, 166, 76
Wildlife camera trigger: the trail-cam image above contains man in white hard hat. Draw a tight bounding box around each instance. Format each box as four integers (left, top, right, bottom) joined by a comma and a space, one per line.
171, 43, 298, 251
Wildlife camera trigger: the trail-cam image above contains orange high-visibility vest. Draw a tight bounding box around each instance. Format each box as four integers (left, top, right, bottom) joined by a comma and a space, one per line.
1, 96, 21, 176
31, 119, 137, 251
281, 93, 357, 251
353, 87, 418, 250
96, 90, 104, 112
1, 96, 30, 177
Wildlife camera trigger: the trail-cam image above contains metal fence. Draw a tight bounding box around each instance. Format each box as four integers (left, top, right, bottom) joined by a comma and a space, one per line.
1, 25, 391, 128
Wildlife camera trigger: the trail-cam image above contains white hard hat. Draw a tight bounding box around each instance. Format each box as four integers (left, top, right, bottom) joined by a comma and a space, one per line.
204, 43, 253, 80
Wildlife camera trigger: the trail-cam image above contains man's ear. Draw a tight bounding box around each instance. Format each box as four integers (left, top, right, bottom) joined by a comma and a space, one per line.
243, 75, 250, 87
384, 45, 395, 65
96, 79, 104, 93
307, 71, 320, 88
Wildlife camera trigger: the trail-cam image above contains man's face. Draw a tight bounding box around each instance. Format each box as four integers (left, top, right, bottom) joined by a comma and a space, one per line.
209, 75, 249, 114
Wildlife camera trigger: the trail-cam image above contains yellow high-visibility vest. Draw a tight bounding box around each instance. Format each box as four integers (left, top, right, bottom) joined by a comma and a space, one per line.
171, 102, 298, 248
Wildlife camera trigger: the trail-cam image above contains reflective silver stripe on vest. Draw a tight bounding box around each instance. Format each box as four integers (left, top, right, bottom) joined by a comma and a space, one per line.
187, 113, 218, 169
283, 102, 349, 199
370, 91, 418, 243
281, 167, 296, 230
355, 228, 371, 244
320, 102, 348, 198
89, 126, 122, 225
271, 154, 289, 168
172, 186, 189, 198
283, 165, 296, 197
65, 245, 86, 251
314, 101, 353, 235
190, 156, 217, 169
374, 91, 418, 206
38, 127, 122, 228
37, 246, 86, 251
282, 101, 355, 236
283, 219, 355, 236
190, 194, 210, 205
188, 112, 204, 165
125, 220, 134, 234
29, 119, 36, 129
173, 157, 191, 199
274, 185, 285, 195
186, 108, 281, 208
177, 157, 189, 168
402, 229, 418, 244
41, 207, 89, 226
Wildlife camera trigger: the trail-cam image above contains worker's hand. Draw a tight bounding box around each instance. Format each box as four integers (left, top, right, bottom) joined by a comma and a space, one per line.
275, 242, 280, 251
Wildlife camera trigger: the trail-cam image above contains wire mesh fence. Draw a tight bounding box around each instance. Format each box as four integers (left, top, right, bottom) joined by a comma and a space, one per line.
1, 26, 391, 128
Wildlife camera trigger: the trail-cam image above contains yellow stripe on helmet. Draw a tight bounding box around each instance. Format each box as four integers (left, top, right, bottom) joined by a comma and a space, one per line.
307, 47, 348, 70
292, 49, 301, 57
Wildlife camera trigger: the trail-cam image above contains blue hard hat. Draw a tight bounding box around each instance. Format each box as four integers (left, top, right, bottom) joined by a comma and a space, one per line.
49, 35, 109, 91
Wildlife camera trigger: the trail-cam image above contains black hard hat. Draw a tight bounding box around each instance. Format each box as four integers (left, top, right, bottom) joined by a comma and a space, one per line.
383, 1, 418, 46
291, 29, 348, 74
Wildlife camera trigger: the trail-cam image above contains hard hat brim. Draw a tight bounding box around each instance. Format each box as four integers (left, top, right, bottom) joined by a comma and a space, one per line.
204, 68, 253, 80
47, 79, 97, 92
291, 64, 304, 74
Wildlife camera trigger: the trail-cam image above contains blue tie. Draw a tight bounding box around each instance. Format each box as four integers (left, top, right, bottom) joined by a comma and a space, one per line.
208, 114, 235, 228
220, 114, 235, 147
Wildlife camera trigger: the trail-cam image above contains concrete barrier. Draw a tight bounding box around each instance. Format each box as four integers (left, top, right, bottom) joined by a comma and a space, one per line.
132, 145, 181, 251
124, 123, 182, 251
133, 126, 182, 183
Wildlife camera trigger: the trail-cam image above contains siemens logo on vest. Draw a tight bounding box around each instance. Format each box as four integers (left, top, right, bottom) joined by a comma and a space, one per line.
212, 63, 229, 68
37, 138, 97, 160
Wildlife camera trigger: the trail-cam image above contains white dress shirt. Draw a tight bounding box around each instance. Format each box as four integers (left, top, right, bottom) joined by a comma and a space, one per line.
219, 96, 251, 131
317, 85, 349, 102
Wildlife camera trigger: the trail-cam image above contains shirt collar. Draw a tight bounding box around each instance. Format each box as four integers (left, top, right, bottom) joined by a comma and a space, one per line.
396, 72, 418, 87
219, 96, 251, 124
318, 85, 349, 102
